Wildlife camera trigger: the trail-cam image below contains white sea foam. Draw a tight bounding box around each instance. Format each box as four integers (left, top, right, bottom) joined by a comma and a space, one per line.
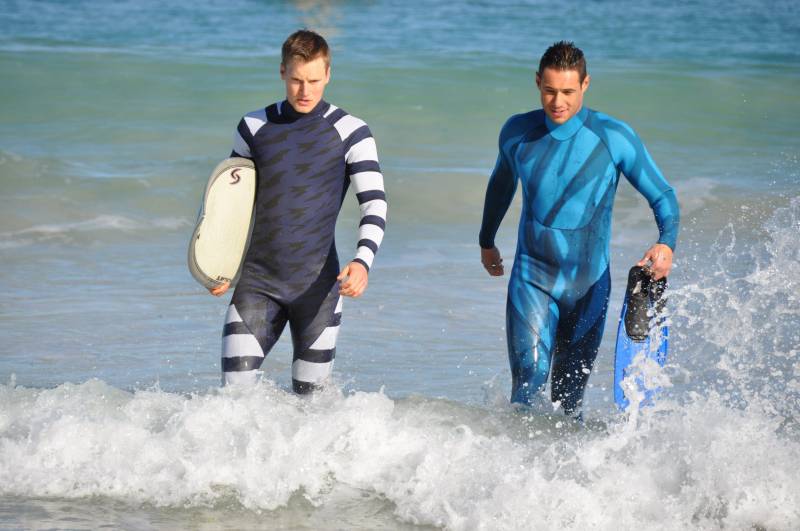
0, 375, 797, 530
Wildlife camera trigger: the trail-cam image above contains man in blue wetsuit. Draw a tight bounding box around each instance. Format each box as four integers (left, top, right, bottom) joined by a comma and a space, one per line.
209, 30, 387, 392
479, 41, 679, 416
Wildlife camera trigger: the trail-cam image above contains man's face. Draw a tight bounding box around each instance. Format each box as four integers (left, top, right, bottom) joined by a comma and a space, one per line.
280, 56, 330, 113
536, 67, 590, 125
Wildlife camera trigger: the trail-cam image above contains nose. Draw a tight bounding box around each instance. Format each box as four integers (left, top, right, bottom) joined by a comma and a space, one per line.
292, 81, 304, 96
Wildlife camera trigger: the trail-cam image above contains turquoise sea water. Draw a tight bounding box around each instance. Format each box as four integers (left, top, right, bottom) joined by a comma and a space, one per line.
1, 1, 799, 529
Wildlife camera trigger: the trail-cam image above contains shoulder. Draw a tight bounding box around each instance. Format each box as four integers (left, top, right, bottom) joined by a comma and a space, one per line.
238, 106, 270, 137
584, 109, 648, 163
323, 103, 374, 143
243, 106, 270, 121
321, 103, 379, 161
502, 110, 544, 137
498, 110, 544, 151
584, 109, 639, 145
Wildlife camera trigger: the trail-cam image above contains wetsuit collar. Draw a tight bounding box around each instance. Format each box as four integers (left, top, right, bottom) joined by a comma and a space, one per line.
545, 106, 588, 141
279, 99, 330, 121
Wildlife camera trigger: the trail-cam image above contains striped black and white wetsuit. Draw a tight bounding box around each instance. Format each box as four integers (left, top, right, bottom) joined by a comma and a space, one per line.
223, 99, 386, 392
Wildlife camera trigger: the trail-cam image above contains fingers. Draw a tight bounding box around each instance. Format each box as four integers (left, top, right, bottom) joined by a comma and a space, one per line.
650, 259, 669, 280
208, 281, 230, 297
648, 254, 664, 279
638, 255, 664, 280
340, 276, 367, 297
484, 261, 504, 276
637, 254, 654, 277
339, 276, 367, 297
637, 244, 673, 280
480, 247, 505, 276
339, 262, 368, 297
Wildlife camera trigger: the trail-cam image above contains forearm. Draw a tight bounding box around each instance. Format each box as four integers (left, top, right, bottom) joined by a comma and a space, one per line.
479, 158, 516, 248
350, 169, 387, 271
650, 188, 680, 250
617, 131, 680, 251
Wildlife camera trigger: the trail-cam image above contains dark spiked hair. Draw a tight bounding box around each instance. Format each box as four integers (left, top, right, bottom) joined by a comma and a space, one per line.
281, 29, 330, 68
538, 41, 587, 82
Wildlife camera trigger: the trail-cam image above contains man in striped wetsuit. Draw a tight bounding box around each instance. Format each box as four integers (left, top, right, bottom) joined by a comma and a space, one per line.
479, 42, 679, 416
209, 30, 387, 393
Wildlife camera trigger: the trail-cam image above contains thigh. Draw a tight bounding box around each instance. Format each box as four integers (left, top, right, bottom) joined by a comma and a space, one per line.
222, 286, 288, 380
551, 268, 611, 411
506, 274, 560, 405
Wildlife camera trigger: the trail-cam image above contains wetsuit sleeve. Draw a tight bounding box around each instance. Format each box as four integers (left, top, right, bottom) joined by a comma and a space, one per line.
230, 117, 253, 159
609, 125, 680, 250
479, 123, 519, 249
344, 124, 387, 272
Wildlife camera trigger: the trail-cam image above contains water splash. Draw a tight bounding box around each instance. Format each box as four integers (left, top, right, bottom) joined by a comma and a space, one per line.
669, 197, 800, 422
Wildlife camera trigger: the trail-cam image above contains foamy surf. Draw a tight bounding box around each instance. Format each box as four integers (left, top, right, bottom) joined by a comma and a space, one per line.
1, 375, 797, 530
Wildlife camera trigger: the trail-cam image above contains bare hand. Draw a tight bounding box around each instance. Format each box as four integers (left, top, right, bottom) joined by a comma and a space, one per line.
637, 243, 673, 280
481, 246, 504, 276
208, 281, 230, 297
338, 261, 368, 297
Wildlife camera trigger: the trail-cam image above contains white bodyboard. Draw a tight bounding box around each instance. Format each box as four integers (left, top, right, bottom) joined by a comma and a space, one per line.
188, 157, 256, 289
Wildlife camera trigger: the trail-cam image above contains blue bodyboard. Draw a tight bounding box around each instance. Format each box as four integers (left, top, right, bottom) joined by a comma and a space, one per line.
613, 266, 669, 411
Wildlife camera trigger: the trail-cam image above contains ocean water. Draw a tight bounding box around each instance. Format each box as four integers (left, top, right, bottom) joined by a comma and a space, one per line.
1, 0, 799, 529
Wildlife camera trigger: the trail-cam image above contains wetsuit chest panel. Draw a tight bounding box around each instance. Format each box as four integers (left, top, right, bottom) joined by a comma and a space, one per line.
516, 128, 617, 231
246, 115, 346, 283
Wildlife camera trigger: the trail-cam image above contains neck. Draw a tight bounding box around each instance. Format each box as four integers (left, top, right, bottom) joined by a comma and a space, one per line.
545, 106, 588, 140
282, 99, 326, 119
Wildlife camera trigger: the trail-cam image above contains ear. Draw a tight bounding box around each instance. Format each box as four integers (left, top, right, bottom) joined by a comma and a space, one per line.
535, 71, 542, 89
280, 63, 286, 80
582, 74, 591, 92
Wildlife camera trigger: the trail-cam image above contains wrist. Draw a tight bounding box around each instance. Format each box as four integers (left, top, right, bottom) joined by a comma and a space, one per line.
351, 258, 369, 273
656, 240, 675, 252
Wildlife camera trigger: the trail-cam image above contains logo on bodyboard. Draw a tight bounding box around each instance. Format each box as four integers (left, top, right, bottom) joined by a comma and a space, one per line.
230, 169, 241, 185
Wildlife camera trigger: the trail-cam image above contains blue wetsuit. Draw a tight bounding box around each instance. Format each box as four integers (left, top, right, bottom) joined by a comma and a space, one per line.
223, 100, 387, 392
479, 106, 679, 414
